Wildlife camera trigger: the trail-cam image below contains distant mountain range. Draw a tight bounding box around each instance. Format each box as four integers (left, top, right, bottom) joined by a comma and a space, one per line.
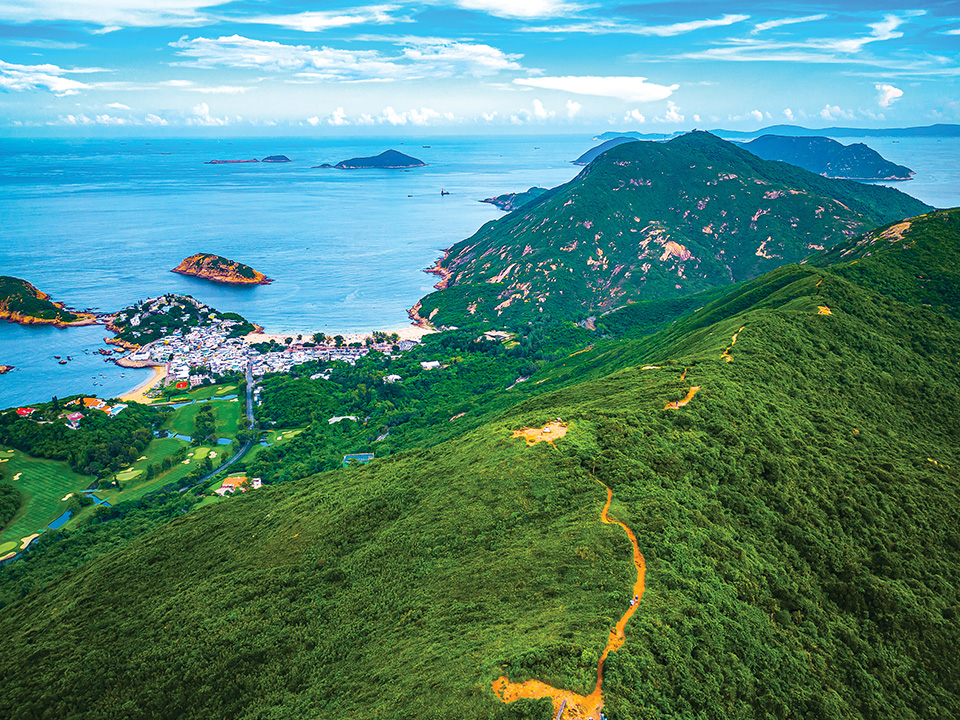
596, 123, 960, 141
415, 131, 930, 327
742, 135, 914, 181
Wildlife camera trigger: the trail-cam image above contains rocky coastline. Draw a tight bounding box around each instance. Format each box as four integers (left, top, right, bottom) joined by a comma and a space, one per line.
172, 253, 273, 285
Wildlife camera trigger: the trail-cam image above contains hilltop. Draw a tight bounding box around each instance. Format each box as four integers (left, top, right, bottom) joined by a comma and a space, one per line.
0, 276, 97, 328
171, 253, 272, 285
314, 149, 426, 169
742, 135, 914, 180
107, 294, 255, 347
1, 208, 958, 719
572, 136, 638, 165
414, 132, 930, 328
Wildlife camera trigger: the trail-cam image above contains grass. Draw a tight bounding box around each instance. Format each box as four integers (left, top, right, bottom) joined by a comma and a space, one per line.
242, 426, 305, 464
0, 447, 95, 546
163, 398, 242, 439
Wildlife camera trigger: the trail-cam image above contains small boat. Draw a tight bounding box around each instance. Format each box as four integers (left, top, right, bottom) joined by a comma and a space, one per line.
54, 355, 61, 360
440, 188, 450, 196
422, 145, 431, 148
59, 360, 67, 365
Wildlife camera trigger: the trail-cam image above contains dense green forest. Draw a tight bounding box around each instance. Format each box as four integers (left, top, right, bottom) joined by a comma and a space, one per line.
0, 482, 21, 530
0, 209, 957, 718
0, 275, 85, 323
0, 400, 166, 479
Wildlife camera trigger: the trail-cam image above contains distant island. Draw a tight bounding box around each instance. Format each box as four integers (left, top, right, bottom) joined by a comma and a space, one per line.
313, 149, 426, 169
205, 155, 291, 165
741, 135, 914, 181
0, 276, 98, 328
172, 253, 273, 286
595, 122, 960, 141
0, 365, 12, 374
481, 187, 548, 212
573, 137, 638, 165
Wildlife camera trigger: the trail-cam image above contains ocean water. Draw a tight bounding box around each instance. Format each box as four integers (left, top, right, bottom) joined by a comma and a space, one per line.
2, 134, 958, 407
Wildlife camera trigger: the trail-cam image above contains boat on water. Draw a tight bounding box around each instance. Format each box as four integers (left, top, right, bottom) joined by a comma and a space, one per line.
440, 188, 450, 196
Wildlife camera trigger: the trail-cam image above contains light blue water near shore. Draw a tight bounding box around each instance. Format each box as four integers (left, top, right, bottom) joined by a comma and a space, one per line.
1, 133, 958, 408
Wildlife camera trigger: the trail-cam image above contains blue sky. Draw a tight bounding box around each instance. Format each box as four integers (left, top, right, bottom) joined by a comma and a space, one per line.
0, 0, 957, 134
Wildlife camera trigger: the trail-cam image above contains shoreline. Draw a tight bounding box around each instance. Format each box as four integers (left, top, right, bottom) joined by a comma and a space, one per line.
118, 365, 167, 404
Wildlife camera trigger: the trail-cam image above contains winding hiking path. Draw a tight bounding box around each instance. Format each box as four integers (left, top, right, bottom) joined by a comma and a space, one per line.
491, 480, 646, 719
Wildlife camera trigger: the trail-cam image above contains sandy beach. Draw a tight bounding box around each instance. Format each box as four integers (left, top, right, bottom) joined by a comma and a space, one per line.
118, 365, 167, 404
244, 324, 435, 346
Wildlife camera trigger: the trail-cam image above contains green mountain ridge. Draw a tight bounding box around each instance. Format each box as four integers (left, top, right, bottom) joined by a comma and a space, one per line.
1, 208, 958, 719
742, 135, 914, 180
416, 132, 930, 328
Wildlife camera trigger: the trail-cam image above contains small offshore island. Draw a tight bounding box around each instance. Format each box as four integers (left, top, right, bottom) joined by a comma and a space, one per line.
205, 155, 291, 165
171, 253, 273, 285
0, 276, 98, 328
313, 149, 425, 169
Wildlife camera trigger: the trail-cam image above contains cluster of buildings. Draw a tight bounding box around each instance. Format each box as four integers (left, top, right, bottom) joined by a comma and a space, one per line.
120, 323, 422, 387
13, 398, 126, 431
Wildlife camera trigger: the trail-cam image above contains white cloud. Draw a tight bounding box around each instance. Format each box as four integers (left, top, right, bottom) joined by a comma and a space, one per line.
106, 101, 130, 110
830, 14, 905, 53
624, 108, 645, 124
95, 114, 127, 125
693, 113, 701, 123
0, 59, 96, 96
820, 104, 855, 121
783, 108, 795, 121
328, 107, 349, 125
513, 75, 677, 102
653, 101, 684, 124
526, 14, 749, 36
186, 85, 251, 94
240, 5, 408, 32
170, 35, 521, 80
306, 116, 321, 126
354, 106, 451, 126
452, 0, 584, 19
947, 28, 960, 36
48, 113, 93, 126
481, 111, 498, 122
0, 0, 227, 28
752, 14, 828, 34
876, 82, 903, 107
188, 101, 228, 126
532, 99, 554, 121
566, 100, 581, 118
749, 109, 763, 122
145, 114, 168, 126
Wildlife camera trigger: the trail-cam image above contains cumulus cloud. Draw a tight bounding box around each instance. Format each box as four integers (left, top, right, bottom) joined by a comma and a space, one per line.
820, 104, 855, 121
532, 99, 554, 120
624, 108, 645, 124
352, 106, 453, 126
876, 83, 903, 107
188, 101, 228, 126
783, 108, 795, 121
0, 0, 226, 28
749, 109, 763, 122
481, 111, 498, 122
513, 75, 677, 102
170, 35, 521, 80
566, 100, 581, 118
106, 101, 130, 110
95, 114, 128, 125
653, 101, 684, 124
145, 114, 168, 126
0, 59, 95, 96
328, 107, 350, 125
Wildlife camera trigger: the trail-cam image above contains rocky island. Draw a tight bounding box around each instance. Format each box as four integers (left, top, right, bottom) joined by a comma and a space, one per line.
172, 253, 273, 285
741, 135, 915, 180
481, 187, 548, 212
313, 149, 426, 169
205, 155, 291, 165
0, 276, 98, 328
0, 365, 13, 374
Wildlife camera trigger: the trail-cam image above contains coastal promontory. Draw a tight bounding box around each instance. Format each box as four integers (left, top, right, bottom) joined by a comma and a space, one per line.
480, 187, 548, 212
741, 135, 915, 180
314, 149, 426, 169
0, 276, 98, 328
171, 253, 273, 285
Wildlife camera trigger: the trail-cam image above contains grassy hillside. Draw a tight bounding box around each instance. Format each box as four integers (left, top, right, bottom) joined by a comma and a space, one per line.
416, 131, 930, 328
0, 210, 958, 719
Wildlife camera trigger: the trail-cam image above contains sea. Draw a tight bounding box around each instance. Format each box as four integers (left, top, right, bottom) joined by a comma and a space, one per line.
2, 133, 958, 407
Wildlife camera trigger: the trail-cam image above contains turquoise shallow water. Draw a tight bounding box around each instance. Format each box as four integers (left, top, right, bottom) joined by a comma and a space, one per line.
1, 134, 957, 407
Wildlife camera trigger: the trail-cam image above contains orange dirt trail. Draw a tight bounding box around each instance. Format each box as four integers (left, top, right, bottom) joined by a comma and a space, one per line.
492, 482, 646, 719
721, 325, 746, 362
664, 386, 701, 410
512, 422, 568, 446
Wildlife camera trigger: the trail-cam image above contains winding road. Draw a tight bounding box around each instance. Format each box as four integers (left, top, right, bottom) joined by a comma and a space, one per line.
192, 361, 257, 488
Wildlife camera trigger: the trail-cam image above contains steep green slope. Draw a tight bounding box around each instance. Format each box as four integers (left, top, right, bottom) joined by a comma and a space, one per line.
1, 213, 959, 719
415, 132, 930, 328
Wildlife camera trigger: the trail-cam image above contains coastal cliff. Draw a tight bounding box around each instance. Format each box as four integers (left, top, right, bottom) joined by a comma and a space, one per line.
172, 253, 273, 285
0, 276, 98, 328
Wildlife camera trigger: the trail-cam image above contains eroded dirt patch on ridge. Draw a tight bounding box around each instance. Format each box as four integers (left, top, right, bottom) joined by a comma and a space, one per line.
512, 421, 568, 446
665, 386, 701, 410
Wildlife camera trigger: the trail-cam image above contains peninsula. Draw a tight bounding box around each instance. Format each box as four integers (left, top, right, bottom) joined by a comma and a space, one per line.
313, 149, 426, 169
480, 186, 547, 212
741, 135, 914, 180
172, 253, 273, 286
0, 276, 98, 328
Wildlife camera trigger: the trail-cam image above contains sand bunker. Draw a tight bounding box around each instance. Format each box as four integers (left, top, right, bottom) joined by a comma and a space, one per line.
61, 493, 73, 502
512, 421, 568, 446
20, 534, 39, 550
492, 481, 646, 719
12, 472, 22, 481
665, 386, 701, 410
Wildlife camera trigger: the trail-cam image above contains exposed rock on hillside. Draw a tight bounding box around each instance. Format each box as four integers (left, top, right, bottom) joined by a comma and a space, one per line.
171, 253, 272, 285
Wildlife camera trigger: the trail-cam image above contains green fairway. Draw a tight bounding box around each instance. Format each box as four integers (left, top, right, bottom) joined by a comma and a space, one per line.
0, 447, 95, 546
163, 399, 242, 439
242, 426, 305, 464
